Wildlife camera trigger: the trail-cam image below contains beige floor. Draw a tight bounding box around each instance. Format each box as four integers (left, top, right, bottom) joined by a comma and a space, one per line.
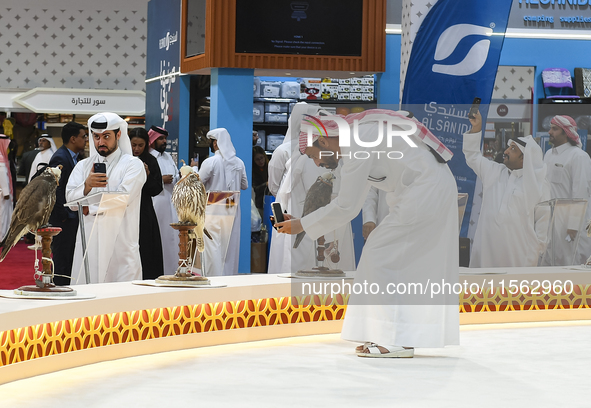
0, 321, 589, 408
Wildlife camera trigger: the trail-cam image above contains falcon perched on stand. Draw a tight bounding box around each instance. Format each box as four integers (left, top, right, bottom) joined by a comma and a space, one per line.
0, 166, 62, 261
172, 164, 211, 252
293, 172, 335, 249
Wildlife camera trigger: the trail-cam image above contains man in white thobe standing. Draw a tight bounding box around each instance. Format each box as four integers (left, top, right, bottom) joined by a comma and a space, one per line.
66, 112, 146, 283
28, 134, 57, 182
277, 109, 459, 358
464, 112, 551, 267
543, 115, 591, 265
196, 128, 248, 276
267, 103, 355, 274
148, 126, 180, 274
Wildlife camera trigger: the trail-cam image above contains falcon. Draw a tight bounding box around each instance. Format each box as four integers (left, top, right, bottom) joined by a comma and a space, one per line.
0, 166, 62, 261
293, 172, 335, 248
172, 164, 211, 252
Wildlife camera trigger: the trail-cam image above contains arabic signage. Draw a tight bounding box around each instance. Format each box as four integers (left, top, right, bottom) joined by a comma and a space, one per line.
145, 0, 181, 165
508, 0, 591, 29
13, 88, 146, 115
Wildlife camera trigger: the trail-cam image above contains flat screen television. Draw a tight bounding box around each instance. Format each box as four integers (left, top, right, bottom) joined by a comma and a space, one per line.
235, 0, 363, 56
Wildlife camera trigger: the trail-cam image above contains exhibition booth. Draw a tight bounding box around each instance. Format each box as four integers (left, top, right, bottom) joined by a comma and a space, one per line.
2, 0, 591, 391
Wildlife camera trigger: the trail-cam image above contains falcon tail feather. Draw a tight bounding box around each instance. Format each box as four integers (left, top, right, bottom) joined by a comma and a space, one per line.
0, 224, 28, 262
293, 231, 306, 249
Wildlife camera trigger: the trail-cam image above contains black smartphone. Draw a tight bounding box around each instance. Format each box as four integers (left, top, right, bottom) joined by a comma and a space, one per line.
93, 162, 106, 174
468, 97, 481, 119
272, 202, 285, 224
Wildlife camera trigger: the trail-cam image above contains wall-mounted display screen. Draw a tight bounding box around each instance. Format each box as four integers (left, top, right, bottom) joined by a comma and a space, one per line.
235, 0, 363, 56
185, 0, 207, 58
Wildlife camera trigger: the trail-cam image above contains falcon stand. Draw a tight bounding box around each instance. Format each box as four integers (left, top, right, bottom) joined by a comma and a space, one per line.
155, 224, 210, 286
15, 226, 78, 297
296, 235, 345, 278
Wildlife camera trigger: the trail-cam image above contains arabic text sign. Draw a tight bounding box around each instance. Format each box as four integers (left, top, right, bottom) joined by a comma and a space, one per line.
14, 88, 146, 115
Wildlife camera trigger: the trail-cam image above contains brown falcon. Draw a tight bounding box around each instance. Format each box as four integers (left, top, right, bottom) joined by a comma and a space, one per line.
0, 166, 62, 261
172, 165, 211, 252
293, 172, 335, 249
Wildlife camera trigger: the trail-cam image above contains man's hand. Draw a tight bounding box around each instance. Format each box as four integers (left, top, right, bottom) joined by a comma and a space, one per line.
84, 166, 108, 195
83, 206, 89, 216
190, 159, 199, 167
144, 163, 150, 176
162, 175, 173, 184
468, 111, 482, 134
362, 222, 376, 240
275, 213, 304, 235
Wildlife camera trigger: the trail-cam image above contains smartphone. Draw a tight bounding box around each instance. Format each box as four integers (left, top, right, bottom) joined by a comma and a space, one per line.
271, 202, 285, 225
468, 97, 481, 119
93, 162, 106, 174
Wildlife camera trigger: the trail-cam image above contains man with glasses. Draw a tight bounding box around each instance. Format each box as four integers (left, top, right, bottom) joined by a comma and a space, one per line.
48, 121, 87, 285
464, 111, 551, 267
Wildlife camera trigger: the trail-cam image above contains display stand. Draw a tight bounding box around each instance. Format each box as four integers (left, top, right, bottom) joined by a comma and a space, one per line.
155, 224, 210, 286
296, 235, 345, 277
538, 198, 588, 266
14, 226, 78, 297
65, 192, 129, 284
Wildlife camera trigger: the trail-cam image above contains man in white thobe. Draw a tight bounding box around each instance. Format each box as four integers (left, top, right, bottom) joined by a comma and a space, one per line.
148, 126, 181, 274
543, 115, 591, 265
66, 112, 146, 283
277, 109, 459, 358
196, 128, 248, 276
464, 112, 551, 268
267, 103, 355, 274
28, 134, 57, 182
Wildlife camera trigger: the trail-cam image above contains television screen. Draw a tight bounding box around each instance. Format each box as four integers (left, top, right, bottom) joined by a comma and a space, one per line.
235, 0, 363, 56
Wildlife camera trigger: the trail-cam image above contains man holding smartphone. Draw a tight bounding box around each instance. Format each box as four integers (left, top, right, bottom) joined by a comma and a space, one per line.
463, 111, 551, 268
66, 112, 146, 284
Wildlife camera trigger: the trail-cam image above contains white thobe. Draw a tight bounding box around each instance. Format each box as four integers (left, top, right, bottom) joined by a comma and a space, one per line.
362, 186, 388, 226
300, 122, 459, 348
150, 149, 180, 274
0, 162, 12, 239
28, 149, 54, 182
66, 149, 146, 283
268, 141, 291, 196
464, 132, 551, 268
197, 151, 248, 276
544, 143, 591, 265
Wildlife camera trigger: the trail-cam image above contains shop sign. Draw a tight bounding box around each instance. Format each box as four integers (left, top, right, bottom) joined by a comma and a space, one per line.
13, 88, 146, 115
509, 0, 591, 29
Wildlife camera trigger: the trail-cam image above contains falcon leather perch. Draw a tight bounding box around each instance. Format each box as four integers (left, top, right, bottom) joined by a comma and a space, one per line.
155, 164, 211, 286
14, 226, 78, 297
0, 166, 62, 262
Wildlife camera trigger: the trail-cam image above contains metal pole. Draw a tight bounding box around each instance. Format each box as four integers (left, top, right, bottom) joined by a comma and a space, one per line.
77, 203, 91, 284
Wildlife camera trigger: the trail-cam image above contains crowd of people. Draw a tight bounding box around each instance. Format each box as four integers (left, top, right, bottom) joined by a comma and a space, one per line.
0, 109, 590, 288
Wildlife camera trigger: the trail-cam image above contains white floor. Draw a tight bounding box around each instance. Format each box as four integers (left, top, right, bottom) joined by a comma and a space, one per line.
0, 321, 589, 408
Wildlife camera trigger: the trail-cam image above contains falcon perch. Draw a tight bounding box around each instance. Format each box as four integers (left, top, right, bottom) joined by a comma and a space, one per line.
0, 166, 62, 261
293, 172, 335, 249
172, 165, 212, 252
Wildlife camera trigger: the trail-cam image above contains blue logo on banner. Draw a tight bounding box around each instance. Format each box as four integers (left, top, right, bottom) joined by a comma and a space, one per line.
401, 0, 513, 236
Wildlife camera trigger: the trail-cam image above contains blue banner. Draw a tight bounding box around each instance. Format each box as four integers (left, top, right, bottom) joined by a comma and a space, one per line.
146, 0, 181, 165
401, 0, 513, 236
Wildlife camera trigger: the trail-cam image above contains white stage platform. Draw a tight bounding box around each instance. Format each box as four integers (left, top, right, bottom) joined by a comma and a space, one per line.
0, 267, 590, 385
